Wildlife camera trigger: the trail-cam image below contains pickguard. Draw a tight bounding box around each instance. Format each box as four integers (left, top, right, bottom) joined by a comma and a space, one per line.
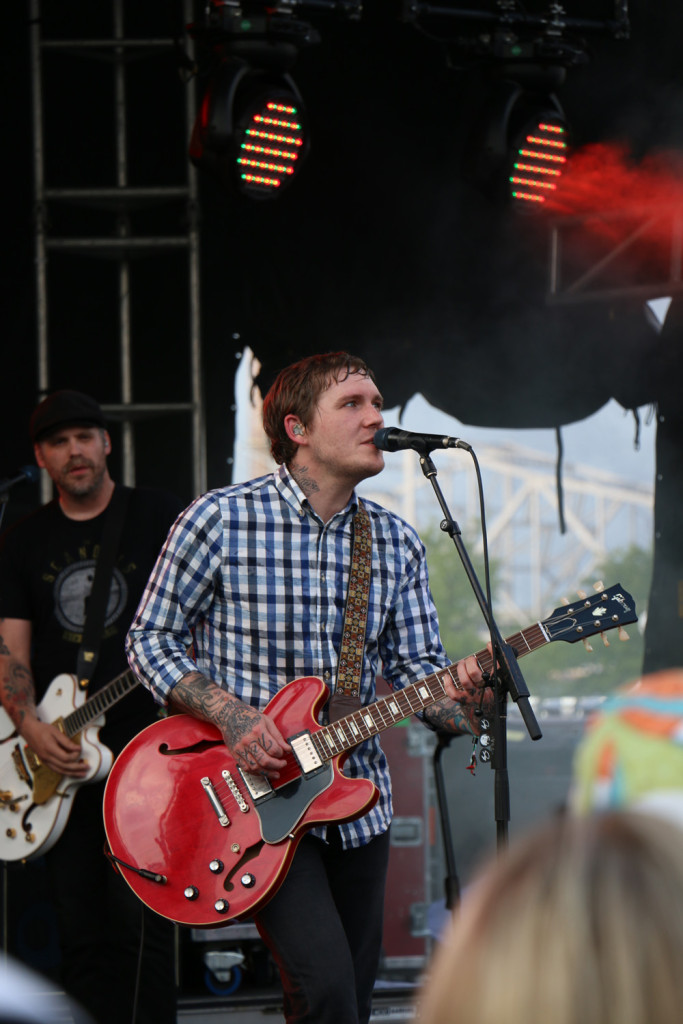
257, 764, 333, 844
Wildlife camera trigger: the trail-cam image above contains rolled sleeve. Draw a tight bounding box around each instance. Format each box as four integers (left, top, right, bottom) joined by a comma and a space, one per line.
126, 494, 225, 705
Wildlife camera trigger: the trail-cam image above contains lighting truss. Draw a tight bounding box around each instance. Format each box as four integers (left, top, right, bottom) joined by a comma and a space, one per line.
401, 1, 631, 63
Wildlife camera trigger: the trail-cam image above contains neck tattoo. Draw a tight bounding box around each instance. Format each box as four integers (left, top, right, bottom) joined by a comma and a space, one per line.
292, 465, 320, 496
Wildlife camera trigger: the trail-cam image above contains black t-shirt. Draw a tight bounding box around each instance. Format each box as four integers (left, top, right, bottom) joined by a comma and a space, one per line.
0, 485, 184, 754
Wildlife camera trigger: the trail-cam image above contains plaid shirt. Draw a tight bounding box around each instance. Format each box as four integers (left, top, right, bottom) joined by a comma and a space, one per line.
126, 465, 451, 849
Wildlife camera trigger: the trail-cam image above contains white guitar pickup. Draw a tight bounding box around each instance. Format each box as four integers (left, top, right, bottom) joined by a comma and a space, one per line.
290, 732, 323, 774
239, 769, 273, 801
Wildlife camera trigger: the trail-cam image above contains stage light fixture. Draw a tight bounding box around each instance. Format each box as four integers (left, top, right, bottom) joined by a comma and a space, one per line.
507, 109, 570, 208
473, 77, 572, 211
189, 57, 310, 199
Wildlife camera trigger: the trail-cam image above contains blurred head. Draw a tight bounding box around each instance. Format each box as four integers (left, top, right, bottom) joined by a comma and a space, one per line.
418, 810, 683, 1024
262, 351, 378, 466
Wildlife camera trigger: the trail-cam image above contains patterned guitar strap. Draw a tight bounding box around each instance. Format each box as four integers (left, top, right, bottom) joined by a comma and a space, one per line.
327, 500, 372, 724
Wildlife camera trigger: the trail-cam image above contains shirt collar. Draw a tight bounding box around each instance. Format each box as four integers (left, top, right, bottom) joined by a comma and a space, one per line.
274, 464, 359, 523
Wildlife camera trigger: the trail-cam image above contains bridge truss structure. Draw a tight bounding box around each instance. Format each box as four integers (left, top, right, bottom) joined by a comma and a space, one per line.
361, 439, 653, 624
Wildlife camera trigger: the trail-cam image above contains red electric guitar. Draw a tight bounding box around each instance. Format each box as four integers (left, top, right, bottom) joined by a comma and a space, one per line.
103, 583, 637, 927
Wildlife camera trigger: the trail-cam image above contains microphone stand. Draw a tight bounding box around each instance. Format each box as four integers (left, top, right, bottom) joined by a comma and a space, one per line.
414, 447, 542, 851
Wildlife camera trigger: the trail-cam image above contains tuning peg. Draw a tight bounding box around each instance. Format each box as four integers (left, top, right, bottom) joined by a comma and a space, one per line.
593, 580, 605, 592
601, 633, 610, 647
577, 590, 587, 600
582, 638, 594, 653
560, 596, 569, 605
618, 627, 630, 642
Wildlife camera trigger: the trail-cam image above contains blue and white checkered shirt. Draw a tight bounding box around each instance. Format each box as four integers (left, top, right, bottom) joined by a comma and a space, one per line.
126, 465, 453, 849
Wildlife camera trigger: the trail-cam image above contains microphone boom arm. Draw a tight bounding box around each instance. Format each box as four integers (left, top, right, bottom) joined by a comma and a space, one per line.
416, 449, 541, 850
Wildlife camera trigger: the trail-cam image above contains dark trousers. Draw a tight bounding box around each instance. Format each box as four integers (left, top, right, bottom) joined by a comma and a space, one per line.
254, 826, 391, 1024
44, 782, 176, 1024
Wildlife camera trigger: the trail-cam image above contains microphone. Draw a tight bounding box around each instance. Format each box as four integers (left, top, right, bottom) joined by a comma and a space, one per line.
0, 465, 40, 495
373, 427, 472, 453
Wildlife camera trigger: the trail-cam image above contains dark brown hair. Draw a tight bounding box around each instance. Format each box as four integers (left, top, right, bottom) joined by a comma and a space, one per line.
262, 351, 377, 465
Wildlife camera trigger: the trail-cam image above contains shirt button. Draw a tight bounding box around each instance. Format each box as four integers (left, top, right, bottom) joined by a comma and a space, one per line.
323, 670, 330, 681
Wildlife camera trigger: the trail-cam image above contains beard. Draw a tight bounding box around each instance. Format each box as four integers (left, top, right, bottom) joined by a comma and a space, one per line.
58, 459, 107, 498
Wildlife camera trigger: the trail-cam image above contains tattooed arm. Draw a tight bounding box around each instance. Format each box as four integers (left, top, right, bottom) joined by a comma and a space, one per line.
170, 671, 290, 779
0, 617, 88, 777
423, 654, 495, 736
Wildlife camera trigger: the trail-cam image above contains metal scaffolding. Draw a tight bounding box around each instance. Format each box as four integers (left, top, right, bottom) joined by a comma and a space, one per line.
29, 0, 205, 501
547, 205, 683, 305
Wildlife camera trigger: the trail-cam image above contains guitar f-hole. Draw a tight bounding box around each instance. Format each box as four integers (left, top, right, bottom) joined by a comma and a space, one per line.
20, 803, 37, 845
222, 840, 266, 894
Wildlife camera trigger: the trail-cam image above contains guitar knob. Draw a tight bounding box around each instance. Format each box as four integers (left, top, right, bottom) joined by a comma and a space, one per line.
209, 859, 224, 874
214, 899, 230, 914
183, 886, 199, 901
240, 873, 256, 888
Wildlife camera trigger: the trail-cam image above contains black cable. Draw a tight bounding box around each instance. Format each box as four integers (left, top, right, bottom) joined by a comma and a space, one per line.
555, 425, 567, 535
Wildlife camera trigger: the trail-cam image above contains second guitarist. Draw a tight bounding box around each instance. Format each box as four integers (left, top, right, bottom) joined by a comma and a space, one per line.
126, 351, 494, 1024
0, 390, 183, 1024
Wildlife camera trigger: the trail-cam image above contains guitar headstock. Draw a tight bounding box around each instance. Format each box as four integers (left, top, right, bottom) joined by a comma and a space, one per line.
544, 583, 638, 646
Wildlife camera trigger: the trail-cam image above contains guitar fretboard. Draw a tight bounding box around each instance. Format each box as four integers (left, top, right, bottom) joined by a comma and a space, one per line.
64, 670, 139, 739
312, 620, 551, 760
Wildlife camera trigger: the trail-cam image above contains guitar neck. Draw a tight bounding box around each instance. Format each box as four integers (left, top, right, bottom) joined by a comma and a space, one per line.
313, 620, 551, 761
63, 670, 140, 739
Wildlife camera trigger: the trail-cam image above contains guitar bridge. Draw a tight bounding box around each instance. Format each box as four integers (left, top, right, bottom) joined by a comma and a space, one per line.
201, 776, 230, 827
0, 789, 27, 811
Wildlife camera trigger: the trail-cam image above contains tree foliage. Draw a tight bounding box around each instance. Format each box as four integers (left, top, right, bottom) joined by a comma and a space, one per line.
423, 524, 503, 662
424, 527, 653, 699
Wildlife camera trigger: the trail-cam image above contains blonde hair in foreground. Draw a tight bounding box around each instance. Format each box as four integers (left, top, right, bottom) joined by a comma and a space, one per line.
417, 810, 683, 1024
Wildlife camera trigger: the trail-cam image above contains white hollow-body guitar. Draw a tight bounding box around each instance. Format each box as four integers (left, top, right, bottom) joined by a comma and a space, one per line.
0, 669, 139, 861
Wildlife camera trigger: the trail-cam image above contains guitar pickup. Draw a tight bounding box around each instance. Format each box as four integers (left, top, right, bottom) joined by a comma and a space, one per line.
239, 769, 273, 802
289, 731, 323, 774
11, 745, 31, 787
